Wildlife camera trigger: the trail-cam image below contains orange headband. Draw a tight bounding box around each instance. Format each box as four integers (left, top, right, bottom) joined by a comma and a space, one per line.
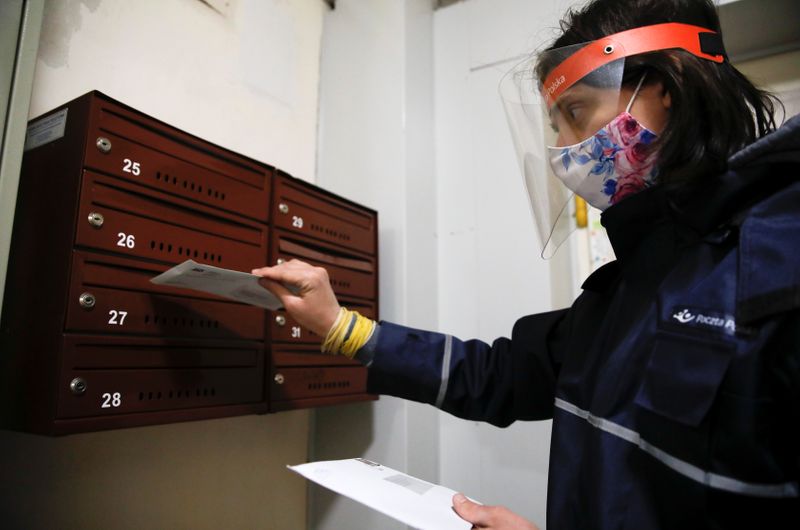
542, 23, 725, 108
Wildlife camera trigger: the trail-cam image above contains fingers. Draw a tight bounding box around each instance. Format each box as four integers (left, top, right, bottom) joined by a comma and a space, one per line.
452, 494, 539, 530
252, 259, 312, 278
251, 259, 306, 283
250, 259, 341, 337
251, 259, 327, 293
453, 494, 492, 526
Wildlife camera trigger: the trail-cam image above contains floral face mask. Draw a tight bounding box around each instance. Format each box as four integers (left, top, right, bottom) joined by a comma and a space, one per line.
547, 76, 659, 211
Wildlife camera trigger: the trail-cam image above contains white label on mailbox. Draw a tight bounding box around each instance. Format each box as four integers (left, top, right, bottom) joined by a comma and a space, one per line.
24, 108, 68, 151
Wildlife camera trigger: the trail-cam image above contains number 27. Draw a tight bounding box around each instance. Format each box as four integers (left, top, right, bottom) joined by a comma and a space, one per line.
108, 310, 127, 325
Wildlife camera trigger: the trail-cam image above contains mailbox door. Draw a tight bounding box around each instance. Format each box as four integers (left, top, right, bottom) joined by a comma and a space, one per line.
271, 367, 368, 401
65, 251, 264, 340
76, 170, 268, 270
269, 346, 375, 411
272, 175, 376, 255
269, 230, 376, 300
268, 298, 374, 344
84, 95, 271, 223
57, 335, 265, 419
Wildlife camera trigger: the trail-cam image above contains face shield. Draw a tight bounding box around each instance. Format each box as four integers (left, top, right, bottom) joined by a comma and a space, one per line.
499, 23, 725, 258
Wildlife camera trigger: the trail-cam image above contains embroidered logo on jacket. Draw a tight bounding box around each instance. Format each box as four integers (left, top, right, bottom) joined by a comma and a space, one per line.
672, 308, 737, 333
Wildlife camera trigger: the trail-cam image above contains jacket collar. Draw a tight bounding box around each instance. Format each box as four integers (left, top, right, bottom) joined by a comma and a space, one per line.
600, 115, 800, 261
583, 115, 800, 294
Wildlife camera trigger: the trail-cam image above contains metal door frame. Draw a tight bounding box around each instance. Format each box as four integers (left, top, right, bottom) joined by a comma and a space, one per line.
0, 0, 44, 323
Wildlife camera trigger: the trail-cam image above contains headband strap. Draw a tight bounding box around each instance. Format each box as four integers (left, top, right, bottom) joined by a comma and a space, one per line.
542, 22, 726, 108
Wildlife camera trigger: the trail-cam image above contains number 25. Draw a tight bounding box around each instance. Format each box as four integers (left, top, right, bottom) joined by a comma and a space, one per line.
123, 158, 141, 176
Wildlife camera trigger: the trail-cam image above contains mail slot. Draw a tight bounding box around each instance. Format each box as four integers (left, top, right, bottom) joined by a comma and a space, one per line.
66, 256, 264, 340
272, 350, 361, 367
269, 298, 375, 344
57, 335, 265, 419
66, 251, 264, 340
270, 230, 376, 300
76, 170, 268, 270
66, 250, 223, 300
272, 174, 377, 255
83, 95, 271, 223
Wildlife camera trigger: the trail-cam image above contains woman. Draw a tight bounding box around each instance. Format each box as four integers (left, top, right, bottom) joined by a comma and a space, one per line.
254, 0, 799, 528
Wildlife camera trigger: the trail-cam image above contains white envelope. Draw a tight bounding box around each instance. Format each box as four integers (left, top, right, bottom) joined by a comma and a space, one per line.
289, 458, 474, 530
150, 259, 283, 310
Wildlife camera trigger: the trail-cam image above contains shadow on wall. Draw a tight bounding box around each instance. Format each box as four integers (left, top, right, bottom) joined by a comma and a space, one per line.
309, 400, 377, 528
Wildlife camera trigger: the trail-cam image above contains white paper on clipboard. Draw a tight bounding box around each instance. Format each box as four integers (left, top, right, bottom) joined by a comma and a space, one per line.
150, 259, 283, 310
288, 458, 474, 530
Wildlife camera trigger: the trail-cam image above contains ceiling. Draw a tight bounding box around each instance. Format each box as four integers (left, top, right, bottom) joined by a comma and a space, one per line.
325, 1, 461, 10
323, 0, 799, 62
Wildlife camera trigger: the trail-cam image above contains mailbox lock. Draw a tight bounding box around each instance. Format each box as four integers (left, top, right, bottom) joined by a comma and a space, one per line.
275, 315, 286, 326
87, 212, 104, 228
96, 137, 112, 153
79, 292, 96, 310
278, 203, 289, 214
274, 373, 285, 385
70, 378, 87, 395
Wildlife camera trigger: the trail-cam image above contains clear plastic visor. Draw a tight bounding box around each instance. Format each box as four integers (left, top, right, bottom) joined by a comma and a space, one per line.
499, 43, 625, 258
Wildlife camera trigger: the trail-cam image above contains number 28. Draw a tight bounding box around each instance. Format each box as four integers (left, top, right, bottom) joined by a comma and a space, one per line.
101, 392, 122, 408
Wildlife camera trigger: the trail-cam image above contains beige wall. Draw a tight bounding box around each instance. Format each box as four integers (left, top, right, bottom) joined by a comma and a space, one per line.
0, 0, 329, 528
0, 413, 309, 529
736, 49, 800, 119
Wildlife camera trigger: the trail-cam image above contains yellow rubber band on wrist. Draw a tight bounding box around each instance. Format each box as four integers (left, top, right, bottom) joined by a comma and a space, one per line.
340, 311, 375, 358
321, 307, 376, 358
321, 307, 349, 353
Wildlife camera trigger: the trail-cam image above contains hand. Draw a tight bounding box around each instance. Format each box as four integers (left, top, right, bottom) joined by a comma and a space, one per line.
251, 259, 340, 337
452, 494, 539, 530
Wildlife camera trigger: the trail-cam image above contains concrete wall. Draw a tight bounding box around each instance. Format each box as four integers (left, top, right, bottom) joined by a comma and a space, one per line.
0, 1, 327, 528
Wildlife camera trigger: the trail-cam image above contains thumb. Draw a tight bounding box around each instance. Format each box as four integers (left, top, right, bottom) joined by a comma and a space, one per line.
453, 493, 491, 526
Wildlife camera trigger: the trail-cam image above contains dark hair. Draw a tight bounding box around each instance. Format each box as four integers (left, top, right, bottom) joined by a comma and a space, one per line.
538, 0, 781, 185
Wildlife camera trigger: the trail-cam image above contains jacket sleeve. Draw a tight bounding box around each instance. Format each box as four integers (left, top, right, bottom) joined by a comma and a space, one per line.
361, 309, 570, 427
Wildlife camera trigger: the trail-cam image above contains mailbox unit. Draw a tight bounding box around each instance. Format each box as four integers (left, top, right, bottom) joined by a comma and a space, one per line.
0, 92, 377, 435
268, 172, 379, 411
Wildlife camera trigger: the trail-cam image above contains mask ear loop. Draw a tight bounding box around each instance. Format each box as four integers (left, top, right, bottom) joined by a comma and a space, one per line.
625, 72, 648, 113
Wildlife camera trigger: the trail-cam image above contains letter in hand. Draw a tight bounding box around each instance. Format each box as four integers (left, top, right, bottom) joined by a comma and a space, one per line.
251, 259, 341, 337
452, 494, 539, 530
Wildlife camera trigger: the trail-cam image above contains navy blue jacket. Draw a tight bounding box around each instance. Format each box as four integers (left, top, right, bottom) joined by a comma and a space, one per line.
359, 115, 800, 529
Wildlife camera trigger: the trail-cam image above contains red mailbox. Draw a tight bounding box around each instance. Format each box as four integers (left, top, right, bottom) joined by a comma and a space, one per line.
0, 91, 378, 434
268, 298, 375, 345
75, 170, 268, 269
272, 172, 376, 254
270, 345, 371, 411
65, 250, 265, 340
268, 174, 379, 412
